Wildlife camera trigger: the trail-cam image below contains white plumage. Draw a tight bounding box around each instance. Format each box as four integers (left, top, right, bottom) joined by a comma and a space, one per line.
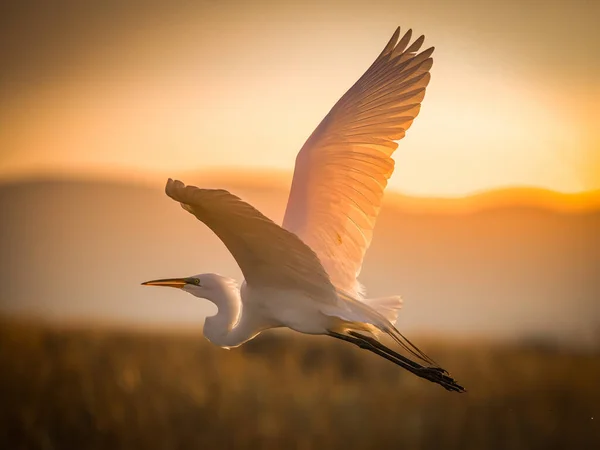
143, 27, 464, 392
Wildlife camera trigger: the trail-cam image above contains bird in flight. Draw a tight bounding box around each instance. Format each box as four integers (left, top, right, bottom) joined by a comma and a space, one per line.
143, 27, 465, 392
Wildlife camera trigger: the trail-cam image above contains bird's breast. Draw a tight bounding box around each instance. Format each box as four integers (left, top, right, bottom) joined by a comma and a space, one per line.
242, 284, 332, 335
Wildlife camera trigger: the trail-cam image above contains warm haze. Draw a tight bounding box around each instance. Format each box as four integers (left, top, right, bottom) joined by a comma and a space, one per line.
2, 4, 600, 448
0, 1, 599, 348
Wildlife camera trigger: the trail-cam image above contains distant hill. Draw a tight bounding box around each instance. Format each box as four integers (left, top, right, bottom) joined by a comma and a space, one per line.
1, 176, 598, 347
166, 168, 600, 212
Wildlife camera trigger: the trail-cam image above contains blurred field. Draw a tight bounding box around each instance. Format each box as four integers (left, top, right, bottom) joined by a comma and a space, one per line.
1, 320, 598, 450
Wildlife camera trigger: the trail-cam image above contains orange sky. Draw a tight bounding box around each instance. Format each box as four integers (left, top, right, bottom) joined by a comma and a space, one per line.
1, 0, 598, 197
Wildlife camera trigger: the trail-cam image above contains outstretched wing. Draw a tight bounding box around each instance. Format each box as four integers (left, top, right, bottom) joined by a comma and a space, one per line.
165, 179, 337, 303
282, 27, 434, 297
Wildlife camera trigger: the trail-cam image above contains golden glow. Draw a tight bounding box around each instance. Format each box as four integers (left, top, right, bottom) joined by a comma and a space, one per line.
1, 0, 598, 197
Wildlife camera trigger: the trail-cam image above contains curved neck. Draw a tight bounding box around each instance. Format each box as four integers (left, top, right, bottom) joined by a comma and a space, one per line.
202, 278, 253, 348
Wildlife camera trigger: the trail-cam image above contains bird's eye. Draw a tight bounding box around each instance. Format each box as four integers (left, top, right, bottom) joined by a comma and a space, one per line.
194, 278, 201, 285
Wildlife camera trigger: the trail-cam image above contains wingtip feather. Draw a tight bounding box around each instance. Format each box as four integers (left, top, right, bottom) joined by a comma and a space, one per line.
165, 178, 185, 198
406, 35, 425, 54
381, 26, 401, 57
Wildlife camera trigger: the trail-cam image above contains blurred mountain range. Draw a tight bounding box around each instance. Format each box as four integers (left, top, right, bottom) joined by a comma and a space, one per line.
1, 175, 598, 347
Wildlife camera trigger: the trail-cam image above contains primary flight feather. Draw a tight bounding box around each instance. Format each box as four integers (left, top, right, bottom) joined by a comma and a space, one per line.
143, 27, 465, 393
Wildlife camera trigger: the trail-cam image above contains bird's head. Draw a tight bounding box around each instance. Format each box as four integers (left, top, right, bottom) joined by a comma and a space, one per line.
141, 273, 216, 299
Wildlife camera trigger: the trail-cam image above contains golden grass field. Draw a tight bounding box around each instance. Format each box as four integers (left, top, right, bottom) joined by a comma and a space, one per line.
1, 320, 598, 450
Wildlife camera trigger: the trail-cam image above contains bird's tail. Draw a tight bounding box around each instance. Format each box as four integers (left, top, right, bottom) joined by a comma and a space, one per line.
337, 292, 438, 366
362, 295, 403, 325
331, 290, 465, 392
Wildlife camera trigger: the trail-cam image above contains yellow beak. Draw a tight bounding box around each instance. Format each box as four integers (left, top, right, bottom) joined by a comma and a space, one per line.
141, 278, 187, 288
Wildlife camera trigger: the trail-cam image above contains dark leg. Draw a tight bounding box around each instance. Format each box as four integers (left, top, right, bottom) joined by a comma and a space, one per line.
328, 330, 465, 393
329, 330, 421, 370
348, 331, 434, 371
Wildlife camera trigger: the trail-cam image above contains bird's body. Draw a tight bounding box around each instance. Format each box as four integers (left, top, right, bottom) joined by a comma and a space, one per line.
143, 26, 465, 392
199, 276, 334, 348
177, 274, 381, 346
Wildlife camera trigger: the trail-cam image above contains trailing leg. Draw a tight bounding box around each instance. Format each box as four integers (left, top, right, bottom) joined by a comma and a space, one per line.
327, 330, 465, 393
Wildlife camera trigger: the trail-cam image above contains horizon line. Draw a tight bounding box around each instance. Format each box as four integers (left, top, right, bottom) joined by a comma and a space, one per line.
1, 168, 599, 213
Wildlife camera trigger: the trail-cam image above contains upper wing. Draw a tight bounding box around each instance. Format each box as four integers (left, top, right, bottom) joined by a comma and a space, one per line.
282, 27, 434, 297
165, 179, 337, 303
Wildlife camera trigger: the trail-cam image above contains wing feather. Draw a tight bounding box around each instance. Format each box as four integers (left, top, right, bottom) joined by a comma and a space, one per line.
282, 27, 434, 296
165, 179, 337, 303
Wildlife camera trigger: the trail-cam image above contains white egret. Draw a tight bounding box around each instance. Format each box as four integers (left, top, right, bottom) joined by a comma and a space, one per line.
143, 27, 465, 392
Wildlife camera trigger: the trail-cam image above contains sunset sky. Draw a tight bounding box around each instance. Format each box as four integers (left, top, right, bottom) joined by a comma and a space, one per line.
1, 1, 598, 342
1, 0, 598, 197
